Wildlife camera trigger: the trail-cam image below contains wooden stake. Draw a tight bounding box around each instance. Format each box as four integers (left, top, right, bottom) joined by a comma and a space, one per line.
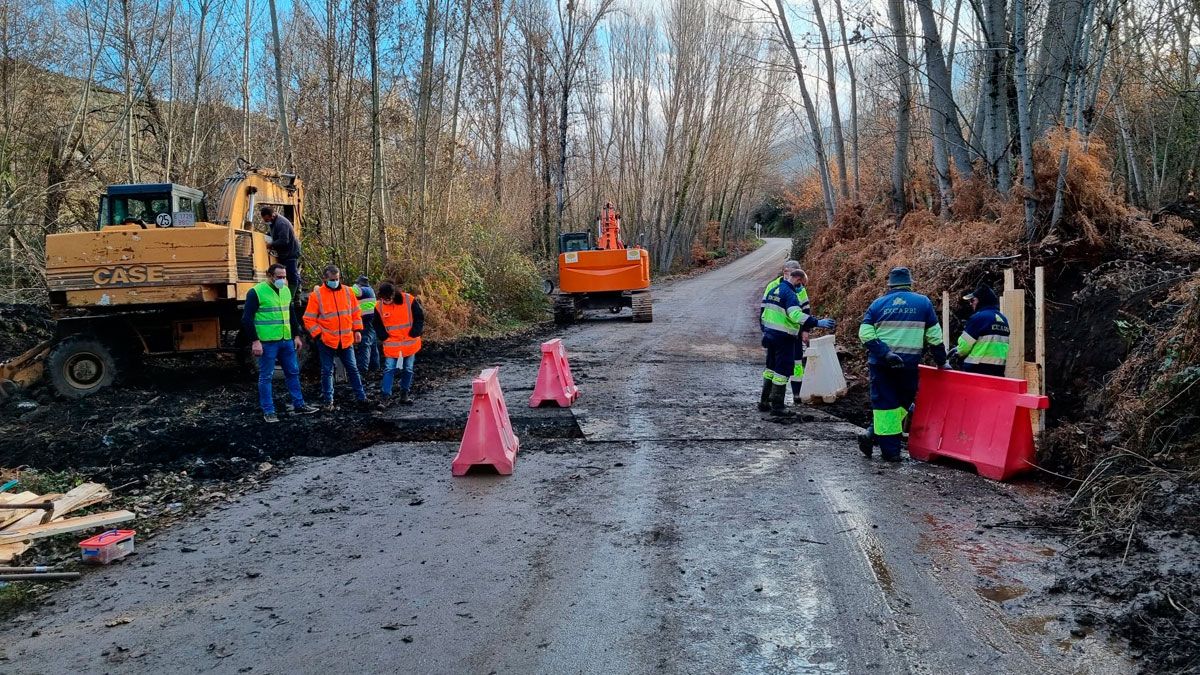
1004, 289, 1026, 380
1034, 266, 1046, 432
942, 291, 951, 348
1004, 268, 1015, 293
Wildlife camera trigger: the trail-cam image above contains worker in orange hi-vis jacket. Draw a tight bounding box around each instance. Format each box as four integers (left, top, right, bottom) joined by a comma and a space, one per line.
303, 264, 369, 411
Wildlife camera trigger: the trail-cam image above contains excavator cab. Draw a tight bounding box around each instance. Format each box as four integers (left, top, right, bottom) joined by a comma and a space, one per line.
98, 183, 208, 229
558, 232, 591, 253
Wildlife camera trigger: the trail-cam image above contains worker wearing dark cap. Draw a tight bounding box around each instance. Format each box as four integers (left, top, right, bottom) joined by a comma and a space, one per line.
353, 275, 381, 377
856, 267, 949, 461
952, 284, 1010, 377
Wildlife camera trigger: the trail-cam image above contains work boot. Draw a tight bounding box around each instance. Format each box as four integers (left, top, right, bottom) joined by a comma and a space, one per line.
791, 380, 803, 405
263, 413, 280, 424
399, 390, 413, 405
858, 425, 874, 458
757, 379, 773, 412
294, 404, 320, 416
321, 401, 337, 412
769, 384, 793, 417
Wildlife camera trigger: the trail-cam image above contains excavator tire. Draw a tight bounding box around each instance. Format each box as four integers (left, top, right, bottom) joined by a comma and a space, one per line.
631, 291, 653, 323
553, 294, 577, 325
46, 336, 118, 399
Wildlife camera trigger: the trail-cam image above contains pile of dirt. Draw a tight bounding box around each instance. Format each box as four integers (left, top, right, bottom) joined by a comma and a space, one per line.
0, 303, 53, 361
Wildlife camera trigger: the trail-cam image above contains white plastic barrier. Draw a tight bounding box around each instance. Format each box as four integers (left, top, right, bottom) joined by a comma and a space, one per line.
799, 335, 848, 404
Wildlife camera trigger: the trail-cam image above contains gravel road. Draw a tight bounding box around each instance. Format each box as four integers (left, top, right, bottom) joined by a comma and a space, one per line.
0, 239, 1133, 674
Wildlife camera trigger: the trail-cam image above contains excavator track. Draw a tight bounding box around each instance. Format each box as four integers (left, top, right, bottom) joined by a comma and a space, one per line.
631, 291, 653, 323
553, 294, 577, 325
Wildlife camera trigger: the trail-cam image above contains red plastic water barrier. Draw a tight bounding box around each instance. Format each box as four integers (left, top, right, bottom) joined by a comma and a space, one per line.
529, 338, 580, 408
452, 368, 520, 476
908, 365, 1049, 481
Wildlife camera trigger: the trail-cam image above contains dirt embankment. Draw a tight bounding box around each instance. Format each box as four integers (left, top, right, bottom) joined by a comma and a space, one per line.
800, 134, 1200, 672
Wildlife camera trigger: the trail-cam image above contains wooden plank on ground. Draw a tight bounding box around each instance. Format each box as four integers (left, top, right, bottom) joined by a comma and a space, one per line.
0, 510, 134, 544
0, 492, 42, 529
1004, 289, 1026, 380
45, 483, 110, 523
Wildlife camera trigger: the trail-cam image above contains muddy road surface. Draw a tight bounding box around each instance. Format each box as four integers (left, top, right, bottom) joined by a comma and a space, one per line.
0, 239, 1133, 674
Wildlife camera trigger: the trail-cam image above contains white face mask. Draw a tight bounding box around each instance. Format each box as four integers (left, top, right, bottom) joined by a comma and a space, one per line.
273, 278, 287, 289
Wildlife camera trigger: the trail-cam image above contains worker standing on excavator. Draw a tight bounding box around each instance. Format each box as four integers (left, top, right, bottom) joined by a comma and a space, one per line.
303, 265, 369, 411
759, 265, 836, 416
261, 206, 301, 293
857, 267, 949, 461
242, 263, 320, 423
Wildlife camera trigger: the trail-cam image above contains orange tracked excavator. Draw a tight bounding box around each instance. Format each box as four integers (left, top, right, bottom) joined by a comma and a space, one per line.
552, 203, 652, 324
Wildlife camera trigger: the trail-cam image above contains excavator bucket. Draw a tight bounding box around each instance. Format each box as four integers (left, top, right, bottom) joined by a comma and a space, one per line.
0, 340, 52, 402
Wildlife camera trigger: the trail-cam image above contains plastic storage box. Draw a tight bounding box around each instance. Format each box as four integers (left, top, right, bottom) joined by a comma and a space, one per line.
79, 529, 136, 564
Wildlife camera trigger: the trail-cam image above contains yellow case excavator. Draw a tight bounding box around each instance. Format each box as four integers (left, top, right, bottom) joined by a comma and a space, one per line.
0, 163, 304, 399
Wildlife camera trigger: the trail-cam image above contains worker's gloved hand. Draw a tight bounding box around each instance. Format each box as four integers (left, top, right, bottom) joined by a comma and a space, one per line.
946, 347, 959, 361
251, 340, 264, 358
938, 361, 952, 370
264, 235, 274, 246
885, 352, 906, 369
817, 318, 836, 330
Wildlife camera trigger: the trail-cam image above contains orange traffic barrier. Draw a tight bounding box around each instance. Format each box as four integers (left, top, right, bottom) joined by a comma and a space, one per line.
529, 339, 580, 408
908, 365, 1049, 481
452, 368, 520, 476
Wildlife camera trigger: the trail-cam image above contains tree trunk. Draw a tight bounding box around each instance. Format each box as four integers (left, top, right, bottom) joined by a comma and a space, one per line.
267, 0, 293, 172
832, 0, 860, 197
366, 0, 390, 267
1013, 0, 1038, 237
914, 0, 973, 178
811, 0, 849, 200
242, 0, 252, 162
983, 0, 1010, 192
888, 0, 912, 218
773, 0, 836, 227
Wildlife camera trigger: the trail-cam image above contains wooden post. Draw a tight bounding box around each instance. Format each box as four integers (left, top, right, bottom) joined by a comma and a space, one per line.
1004, 268, 1015, 293
1034, 266, 1046, 432
942, 291, 951, 348
1004, 289, 1026, 380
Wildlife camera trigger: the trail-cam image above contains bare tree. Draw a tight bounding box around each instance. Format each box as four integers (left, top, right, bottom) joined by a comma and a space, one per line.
769, 0, 836, 227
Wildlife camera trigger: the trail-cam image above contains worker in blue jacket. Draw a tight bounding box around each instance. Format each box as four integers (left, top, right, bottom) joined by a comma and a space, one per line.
857, 267, 948, 461
951, 283, 1010, 377
760, 265, 836, 416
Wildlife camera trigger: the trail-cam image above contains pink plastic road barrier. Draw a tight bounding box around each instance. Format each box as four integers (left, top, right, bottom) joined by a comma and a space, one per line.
452, 368, 520, 476
908, 365, 1049, 481
529, 338, 580, 408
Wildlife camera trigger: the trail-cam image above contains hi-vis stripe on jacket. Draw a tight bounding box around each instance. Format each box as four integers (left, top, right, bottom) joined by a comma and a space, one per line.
303, 284, 363, 349
858, 289, 944, 367
761, 277, 818, 339
958, 305, 1010, 367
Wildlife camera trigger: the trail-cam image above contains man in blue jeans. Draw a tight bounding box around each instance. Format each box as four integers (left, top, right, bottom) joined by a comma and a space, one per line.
372, 281, 425, 407
353, 275, 381, 377
241, 263, 320, 422
303, 265, 370, 411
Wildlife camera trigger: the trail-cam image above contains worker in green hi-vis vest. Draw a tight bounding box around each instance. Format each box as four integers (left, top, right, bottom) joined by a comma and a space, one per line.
353, 275, 381, 378
242, 263, 321, 423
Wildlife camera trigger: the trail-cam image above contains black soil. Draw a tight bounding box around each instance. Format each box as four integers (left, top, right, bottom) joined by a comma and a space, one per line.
0, 317, 558, 485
